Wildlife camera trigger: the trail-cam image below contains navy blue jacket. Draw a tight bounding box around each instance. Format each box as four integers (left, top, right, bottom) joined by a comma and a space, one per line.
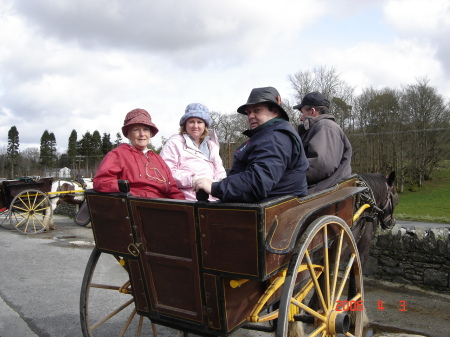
211, 118, 309, 202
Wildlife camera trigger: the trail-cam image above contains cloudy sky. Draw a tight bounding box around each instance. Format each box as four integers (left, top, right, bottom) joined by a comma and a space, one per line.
1, 0, 449, 152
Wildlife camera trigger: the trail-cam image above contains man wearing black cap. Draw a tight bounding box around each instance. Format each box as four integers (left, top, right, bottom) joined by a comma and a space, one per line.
195, 86, 309, 202
294, 91, 352, 193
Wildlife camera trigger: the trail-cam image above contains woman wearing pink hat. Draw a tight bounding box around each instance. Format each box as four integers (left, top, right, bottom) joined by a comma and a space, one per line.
160, 103, 226, 200
93, 108, 185, 199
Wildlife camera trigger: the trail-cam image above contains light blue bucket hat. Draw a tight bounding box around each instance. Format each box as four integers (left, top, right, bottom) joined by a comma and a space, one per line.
179, 103, 212, 127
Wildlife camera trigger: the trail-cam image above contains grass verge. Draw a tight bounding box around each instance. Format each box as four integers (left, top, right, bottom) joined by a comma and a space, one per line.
395, 163, 450, 223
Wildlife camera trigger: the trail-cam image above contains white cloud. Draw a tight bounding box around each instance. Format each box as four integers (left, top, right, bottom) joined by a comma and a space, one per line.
12, 0, 315, 67
384, 0, 450, 33
384, 0, 450, 77
0, 0, 449, 155
325, 39, 441, 93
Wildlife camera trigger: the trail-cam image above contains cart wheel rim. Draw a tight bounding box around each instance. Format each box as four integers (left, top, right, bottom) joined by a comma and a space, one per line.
9, 189, 53, 235
277, 215, 364, 337
80, 248, 152, 337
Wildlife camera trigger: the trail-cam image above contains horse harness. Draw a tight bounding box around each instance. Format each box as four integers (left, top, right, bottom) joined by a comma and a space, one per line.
356, 177, 396, 231
379, 181, 397, 228
49, 180, 85, 201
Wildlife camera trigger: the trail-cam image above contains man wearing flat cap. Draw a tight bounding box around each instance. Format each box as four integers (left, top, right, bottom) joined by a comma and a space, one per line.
294, 91, 352, 193
195, 86, 309, 202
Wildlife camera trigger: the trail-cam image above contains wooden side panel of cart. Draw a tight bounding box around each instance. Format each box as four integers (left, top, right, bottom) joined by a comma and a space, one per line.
85, 177, 364, 335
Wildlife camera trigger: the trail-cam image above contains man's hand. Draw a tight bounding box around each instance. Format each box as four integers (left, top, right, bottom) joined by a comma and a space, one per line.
194, 177, 213, 194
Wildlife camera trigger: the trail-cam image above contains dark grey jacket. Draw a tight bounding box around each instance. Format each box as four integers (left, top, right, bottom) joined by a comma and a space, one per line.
297, 114, 352, 194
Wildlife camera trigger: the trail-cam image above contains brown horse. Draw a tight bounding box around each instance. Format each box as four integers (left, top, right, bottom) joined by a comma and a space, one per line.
299, 172, 398, 335
344, 171, 398, 328
354, 171, 398, 268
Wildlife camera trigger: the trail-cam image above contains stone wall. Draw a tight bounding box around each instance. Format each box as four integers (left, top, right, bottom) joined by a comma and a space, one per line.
364, 224, 450, 292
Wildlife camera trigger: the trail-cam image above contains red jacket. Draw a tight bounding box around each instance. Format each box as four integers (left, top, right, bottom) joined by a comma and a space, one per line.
94, 143, 185, 200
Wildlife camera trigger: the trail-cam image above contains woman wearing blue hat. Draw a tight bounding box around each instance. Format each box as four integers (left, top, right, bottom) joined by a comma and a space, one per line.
160, 103, 226, 200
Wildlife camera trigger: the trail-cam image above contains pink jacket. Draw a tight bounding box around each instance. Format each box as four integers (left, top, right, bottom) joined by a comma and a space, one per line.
160, 132, 227, 201
94, 143, 185, 200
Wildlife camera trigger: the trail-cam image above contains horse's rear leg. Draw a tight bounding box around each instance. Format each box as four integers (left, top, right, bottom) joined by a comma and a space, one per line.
44, 202, 56, 231
288, 321, 305, 337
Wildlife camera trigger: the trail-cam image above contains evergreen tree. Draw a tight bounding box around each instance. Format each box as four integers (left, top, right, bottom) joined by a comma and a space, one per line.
40, 130, 52, 168
58, 153, 70, 169
67, 129, 78, 171
114, 132, 123, 148
39, 131, 58, 169
6, 126, 20, 178
68, 130, 78, 157
92, 130, 102, 156
77, 131, 93, 173
148, 143, 160, 154
49, 132, 57, 165
91, 130, 102, 170
101, 133, 113, 154
77, 132, 92, 157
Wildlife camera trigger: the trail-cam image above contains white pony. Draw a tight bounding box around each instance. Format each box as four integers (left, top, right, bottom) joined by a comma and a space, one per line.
48, 178, 93, 229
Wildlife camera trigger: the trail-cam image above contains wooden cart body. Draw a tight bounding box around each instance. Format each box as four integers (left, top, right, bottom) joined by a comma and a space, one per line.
85, 177, 365, 336
0, 177, 54, 234
0, 177, 53, 210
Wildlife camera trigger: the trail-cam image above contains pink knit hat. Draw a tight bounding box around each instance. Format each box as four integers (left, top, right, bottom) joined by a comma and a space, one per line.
122, 108, 159, 137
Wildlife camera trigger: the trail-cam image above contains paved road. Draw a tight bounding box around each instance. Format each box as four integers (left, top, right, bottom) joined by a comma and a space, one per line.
1, 216, 448, 337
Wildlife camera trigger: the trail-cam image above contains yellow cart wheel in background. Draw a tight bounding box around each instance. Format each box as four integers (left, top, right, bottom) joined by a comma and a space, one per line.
9, 189, 53, 235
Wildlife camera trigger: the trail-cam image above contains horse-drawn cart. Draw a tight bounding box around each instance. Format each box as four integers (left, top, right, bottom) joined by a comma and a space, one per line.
0, 177, 91, 234
80, 176, 374, 337
0, 177, 54, 234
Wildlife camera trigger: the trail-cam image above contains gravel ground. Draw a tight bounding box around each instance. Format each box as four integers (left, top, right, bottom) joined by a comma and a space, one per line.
51, 214, 450, 337
2, 214, 447, 337
363, 277, 450, 337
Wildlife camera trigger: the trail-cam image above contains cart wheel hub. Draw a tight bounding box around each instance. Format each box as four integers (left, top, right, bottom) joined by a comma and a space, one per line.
326, 310, 350, 334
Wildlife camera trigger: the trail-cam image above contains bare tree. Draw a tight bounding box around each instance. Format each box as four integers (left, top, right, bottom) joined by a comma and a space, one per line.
288, 65, 355, 130
0, 146, 7, 178
349, 78, 449, 188
350, 87, 403, 177
282, 99, 302, 131
20, 147, 40, 177
400, 77, 450, 186
210, 111, 247, 168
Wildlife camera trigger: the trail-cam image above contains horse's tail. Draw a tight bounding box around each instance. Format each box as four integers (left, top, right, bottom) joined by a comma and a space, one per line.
49, 180, 62, 199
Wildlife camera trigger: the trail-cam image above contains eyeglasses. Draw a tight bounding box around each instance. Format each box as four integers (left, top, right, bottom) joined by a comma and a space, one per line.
144, 161, 166, 183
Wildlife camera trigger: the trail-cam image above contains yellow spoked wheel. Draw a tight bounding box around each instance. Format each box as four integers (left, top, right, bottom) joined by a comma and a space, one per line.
9, 189, 52, 234
80, 248, 157, 337
277, 215, 364, 337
